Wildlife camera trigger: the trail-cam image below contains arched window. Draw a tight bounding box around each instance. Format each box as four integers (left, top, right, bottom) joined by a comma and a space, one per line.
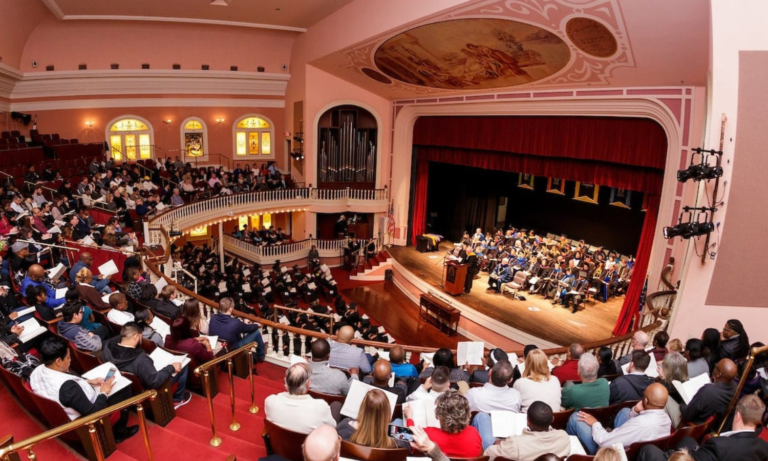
106, 116, 154, 162
233, 115, 273, 159
181, 117, 208, 161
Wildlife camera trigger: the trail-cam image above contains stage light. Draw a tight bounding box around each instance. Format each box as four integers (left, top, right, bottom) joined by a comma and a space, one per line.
677, 163, 724, 182
663, 206, 716, 240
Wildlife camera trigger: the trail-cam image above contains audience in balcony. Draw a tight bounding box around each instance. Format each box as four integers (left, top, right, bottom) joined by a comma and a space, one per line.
513, 349, 561, 412
649, 331, 670, 362
74, 268, 111, 310
329, 325, 373, 375
407, 366, 450, 403
363, 360, 406, 404
609, 350, 655, 404
57, 303, 106, 352
561, 353, 609, 411
182, 299, 209, 334
337, 388, 410, 450
551, 343, 584, 384
420, 348, 470, 383
569, 382, 672, 455
265, 362, 336, 434
102, 322, 192, 409
405, 390, 482, 458
467, 360, 521, 413
681, 358, 738, 430
655, 352, 689, 427
165, 317, 214, 364
716, 319, 750, 363
308, 338, 358, 396
209, 297, 265, 360
484, 401, 571, 460
389, 345, 419, 379
615, 330, 650, 369
146, 285, 183, 320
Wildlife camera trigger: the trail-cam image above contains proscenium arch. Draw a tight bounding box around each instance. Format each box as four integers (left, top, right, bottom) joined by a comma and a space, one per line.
232, 113, 276, 161
310, 100, 385, 190
180, 116, 209, 161
104, 114, 155, 160
389, 97, 683, 298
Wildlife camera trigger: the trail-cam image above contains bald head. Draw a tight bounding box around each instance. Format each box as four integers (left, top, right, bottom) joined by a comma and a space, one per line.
713, 358, 738, 383
28, 264, 45, 282
644, 383, 669, 409
302, 425, 340, 461
337, 326, 354, 344
372, 360, 392, 386
79, 252, 94, 264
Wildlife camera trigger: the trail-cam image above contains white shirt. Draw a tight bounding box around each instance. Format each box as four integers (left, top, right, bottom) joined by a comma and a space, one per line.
107, 309, 134, 326
466, 382, 522, 413
406, 385, 444, 403
264, 392, 336, 435
591, 408, 671, 449
513, 376, 562, 413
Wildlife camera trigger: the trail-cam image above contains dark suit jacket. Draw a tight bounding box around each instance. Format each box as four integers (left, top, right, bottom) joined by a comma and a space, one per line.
608, 373, 654, 404
145, 299, 181, 320
680, 382, 736, 428
689, 431, 768, 461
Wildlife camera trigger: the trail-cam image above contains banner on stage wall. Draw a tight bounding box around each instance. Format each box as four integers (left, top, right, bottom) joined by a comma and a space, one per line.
573, 182, 599, 204
546, 178, 566, 195
609, 188, 632, 209
517, 173, 534, 190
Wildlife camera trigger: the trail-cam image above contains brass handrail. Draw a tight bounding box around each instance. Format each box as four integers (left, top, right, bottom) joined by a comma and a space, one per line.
715, 344, 768, 436
194, 341, 260, 447
0, 390, 158, 461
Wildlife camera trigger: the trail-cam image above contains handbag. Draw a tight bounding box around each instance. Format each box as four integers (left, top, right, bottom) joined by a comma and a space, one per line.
0, 341, 41, 379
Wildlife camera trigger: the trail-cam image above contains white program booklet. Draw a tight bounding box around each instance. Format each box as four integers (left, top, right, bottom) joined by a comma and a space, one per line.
621, 352, 659, 378
13, 306, 36, 318
672, 373, 711, 404
290, 355, 308, 365
200, 336, 222, 354
242, 268, 251, 277
490, 411, 528, 438
421, 352, 435, 366
149, 348, 190, 375
81, 235, 95, 246
340, 380, 399, 420
18, 318, 47, 343
457, 341, 484, 366
82, 362, 132, 397
47, 263, 67, 281
55, 287, 68, 299
569, 436, 588, 456
98, 260, 119, 277
405, 399, 440, 428
101, 292, 117, 304
242, 284, 251, 293
154, 277, 168, 293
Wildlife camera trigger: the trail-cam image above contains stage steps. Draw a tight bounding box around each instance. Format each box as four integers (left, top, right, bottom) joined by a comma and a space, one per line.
350, 251, 392, 281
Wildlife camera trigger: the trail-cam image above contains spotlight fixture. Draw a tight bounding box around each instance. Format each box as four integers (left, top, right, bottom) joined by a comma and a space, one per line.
663, 206, 716, 240
290, 151, 305, 161
677, 148, 724, 183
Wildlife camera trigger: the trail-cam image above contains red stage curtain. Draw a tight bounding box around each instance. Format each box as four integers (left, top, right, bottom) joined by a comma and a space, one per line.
416, 146, 663, 193
414, 116, 668, 170
410, 160, 430, 244
613, 193, 660, 336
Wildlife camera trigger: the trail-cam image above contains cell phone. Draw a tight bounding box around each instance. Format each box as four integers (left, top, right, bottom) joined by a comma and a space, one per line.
105, 368, 117, 381
387, 424, 414, 443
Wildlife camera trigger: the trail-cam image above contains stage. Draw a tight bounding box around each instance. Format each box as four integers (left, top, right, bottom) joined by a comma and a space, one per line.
388, 242, 624, 346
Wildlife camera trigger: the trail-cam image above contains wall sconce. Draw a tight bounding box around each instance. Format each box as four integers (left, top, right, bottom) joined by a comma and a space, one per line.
85, 121, 95, 128
163, 119, 172, 125
216, 118, 226, 125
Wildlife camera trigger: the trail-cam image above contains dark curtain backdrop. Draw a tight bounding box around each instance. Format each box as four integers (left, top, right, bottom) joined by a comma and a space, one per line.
410, 159, 430, 244
613, 193, 661, 336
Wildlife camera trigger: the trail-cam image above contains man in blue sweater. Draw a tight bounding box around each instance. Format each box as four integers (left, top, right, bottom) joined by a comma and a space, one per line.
69, 252, 112, 294
20, 264, 65, 310
209, 297, 265, 361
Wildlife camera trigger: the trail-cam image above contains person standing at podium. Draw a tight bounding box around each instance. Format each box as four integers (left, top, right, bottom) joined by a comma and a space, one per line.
463, 246, 480, 294
334, 214, 348, 238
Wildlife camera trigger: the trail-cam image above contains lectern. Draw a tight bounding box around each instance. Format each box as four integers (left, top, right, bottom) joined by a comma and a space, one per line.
443, 261, 468, 296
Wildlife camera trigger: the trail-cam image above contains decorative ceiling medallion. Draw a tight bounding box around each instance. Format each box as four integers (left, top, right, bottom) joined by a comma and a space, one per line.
566, 17, 618, 58
373, 18, 570, 90
361, 67, 393, 85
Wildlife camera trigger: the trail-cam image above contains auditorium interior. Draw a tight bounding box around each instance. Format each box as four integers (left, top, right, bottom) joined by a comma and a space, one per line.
0, 0, 767, 460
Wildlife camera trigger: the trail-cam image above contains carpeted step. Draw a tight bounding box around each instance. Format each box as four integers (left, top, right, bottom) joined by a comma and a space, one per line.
377, 251, 391, 262
169, 406, 266, 459
107, 450, 142, 461
216, 375, 285, 405
363, 262, 372, 271
368, 258, 380, 268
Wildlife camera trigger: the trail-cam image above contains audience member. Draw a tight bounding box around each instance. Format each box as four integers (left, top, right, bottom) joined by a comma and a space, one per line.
308, 338, 358, 395
466, 360, 521, 413
683, 339, 709, 378
471, 348, 508, 384
716, 320, 749, 362
650, 331, 670, 362
405, 390, 482, 458
656, 351, 689, 427
209, 297, 265, 360
389, 345, 419, 378
562, 353, 609, 410
568, 383, 671, 455
597, 346, 618, 377
552, 343, 584, 384
680, 358, 737, 429
407, 366, 450, 402
594, 446, 625, 461
264, 362, 335, 434
513, 349, 561, 412
420, 348, 470, 383
614, 331, 649, 369
328, 326, 371, 374
302, 425, 341, 461
165, 317, 214, 364
337, 388, 408, 449
363, 360, 406, 404
609, 350, 654, 404
483, 401, 571, 460
57, 303, 106, 352
69, 252, 111, 294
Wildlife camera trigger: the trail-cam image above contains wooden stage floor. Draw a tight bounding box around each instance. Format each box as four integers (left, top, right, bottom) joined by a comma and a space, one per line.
388, 242, 623, 346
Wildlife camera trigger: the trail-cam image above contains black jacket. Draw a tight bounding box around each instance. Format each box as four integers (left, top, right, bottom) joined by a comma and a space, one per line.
688, 430, 768, 461
680, 382, 736, 428
146, 299, 181, 320
609, 373, 654, 404
101, 337, 174, 390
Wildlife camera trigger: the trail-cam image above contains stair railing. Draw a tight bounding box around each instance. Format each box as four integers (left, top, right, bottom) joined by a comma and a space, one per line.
194, 341, 260, 448
272, 304, 335, 334
0, 390, 157, 461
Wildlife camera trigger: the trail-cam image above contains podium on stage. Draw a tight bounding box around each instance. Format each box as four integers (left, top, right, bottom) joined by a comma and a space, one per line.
444, 261, 468, 296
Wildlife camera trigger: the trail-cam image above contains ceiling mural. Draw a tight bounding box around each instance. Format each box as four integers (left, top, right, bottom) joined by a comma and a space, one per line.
373, 18, 571, 91
312, 0, 635, 100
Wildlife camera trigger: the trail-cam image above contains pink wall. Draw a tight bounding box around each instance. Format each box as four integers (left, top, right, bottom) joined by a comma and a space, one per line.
20, 18, 297, 73
671, 0, 768, 345
29, 105, 287, 170
0, 1, 52, 69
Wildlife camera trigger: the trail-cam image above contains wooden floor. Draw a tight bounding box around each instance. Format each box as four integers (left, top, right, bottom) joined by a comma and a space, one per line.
342, 281, 469, 350
388, 242, 624, 346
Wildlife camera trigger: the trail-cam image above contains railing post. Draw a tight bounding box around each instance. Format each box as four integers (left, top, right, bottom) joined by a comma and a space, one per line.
201, 371, 221, 447
136, 401, 156, 461
226, 359, 240, 432
87, 424, 106, 461
247, 350, 259, 414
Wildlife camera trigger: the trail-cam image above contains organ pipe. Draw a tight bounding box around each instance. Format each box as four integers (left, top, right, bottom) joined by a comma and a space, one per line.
318, 113, 377, 183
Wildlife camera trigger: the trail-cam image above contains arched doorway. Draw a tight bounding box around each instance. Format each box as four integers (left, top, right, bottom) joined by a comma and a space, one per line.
106, 116, 154, 162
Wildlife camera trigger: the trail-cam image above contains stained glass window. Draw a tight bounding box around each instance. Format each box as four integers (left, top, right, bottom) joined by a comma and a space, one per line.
261, 132, 271, 155
139, 134, 151, 159
236, 132, 247, 156
236, 117, 270, 129
262, 213, 272, 229
110, 119, 149, 132
190, 226, 208, 237
184, 120, 203, 130
110, 135, 122, 161
249, 132, 260, 155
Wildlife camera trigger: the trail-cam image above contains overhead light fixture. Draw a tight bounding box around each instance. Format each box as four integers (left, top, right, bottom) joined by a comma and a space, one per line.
163, 119, 172, 125
210, 0, 229, 6
216, 118, 225, 125
663, 206, 716, 240
85, 121, 95, 128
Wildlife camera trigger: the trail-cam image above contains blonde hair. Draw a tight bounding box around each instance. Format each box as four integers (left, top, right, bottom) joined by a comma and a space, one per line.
668, 449, 694, 461
668, 338, 683, 353
349, 390, 395, 449
75, 267, 93, 284
523, 349, 551, 382
594, 446, 623, 461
